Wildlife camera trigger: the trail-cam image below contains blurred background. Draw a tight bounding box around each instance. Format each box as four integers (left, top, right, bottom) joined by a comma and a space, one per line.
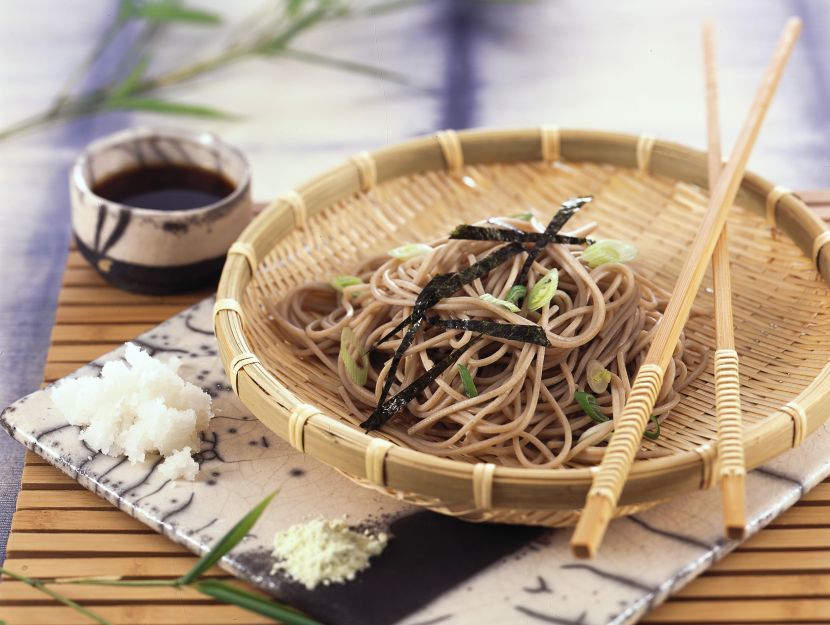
0, 0, 828, 556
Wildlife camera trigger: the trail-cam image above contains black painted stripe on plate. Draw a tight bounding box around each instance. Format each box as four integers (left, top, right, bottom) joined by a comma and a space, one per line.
258, 511, 547, 625
160, 492, 195, 523
627, 515, 713, 551
514, 606, 587, 625
561, 563, 656, 593
754, 466, 805, 497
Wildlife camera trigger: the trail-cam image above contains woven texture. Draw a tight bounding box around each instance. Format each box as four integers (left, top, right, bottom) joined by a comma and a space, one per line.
227, 145, 830, 524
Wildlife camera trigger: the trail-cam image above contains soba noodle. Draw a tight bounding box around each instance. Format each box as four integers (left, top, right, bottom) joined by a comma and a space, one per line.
271, 214, 708, 469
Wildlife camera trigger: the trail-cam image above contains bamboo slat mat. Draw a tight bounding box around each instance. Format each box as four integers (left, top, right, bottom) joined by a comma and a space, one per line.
2, 192, 830, 625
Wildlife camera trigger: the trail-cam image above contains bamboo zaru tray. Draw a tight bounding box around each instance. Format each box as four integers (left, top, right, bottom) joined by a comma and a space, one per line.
214, 127, 830, 527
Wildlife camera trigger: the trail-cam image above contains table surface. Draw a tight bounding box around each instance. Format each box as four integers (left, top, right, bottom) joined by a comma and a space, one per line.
3, 1, 830, 622
2, 204, 830, 624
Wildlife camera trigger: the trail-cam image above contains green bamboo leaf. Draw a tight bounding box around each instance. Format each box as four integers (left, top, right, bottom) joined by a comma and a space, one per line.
119, 0, 138, 20
285, 0, 305, 16
194, 580, 322, 625
106, 96, 234, 119
278, 48, 412, 86
129, 1, 222, 24
179, 491, 278, 585
111, 56, 151, 99
0, 567, 116, 625
257, 6, 331, 54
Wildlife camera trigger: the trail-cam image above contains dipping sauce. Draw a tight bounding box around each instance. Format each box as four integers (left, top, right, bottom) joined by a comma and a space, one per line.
92, 164, 236, 211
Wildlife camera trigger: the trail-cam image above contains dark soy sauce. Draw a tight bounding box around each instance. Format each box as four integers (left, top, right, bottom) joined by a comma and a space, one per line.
92, 164, 236, 211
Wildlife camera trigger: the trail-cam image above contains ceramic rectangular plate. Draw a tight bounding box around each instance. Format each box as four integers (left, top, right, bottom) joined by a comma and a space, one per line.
3, 296, 829, 625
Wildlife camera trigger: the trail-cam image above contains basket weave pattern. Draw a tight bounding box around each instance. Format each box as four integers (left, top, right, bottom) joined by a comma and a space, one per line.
215, 129, 830, 526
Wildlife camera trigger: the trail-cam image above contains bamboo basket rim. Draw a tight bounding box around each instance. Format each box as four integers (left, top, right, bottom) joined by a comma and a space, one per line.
215, 126, 830, 509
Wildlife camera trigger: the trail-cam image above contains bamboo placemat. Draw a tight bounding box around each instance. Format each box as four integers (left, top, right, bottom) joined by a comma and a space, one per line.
2, 191, 830, 624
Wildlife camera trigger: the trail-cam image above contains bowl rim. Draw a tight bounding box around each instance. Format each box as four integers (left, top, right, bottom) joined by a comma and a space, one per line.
70, 125, 252, 218
214, 126, 830, 510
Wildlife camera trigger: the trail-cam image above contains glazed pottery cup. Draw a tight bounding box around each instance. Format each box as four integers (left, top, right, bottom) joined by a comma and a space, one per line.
70, 127, 252, 294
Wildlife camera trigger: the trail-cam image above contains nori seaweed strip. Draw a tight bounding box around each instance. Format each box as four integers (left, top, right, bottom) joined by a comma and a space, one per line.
375, 316, 424, 411
451, 224, 527, 242
361, 336, 483, 430
554, 234, 596, 246
364, 199, 593, 430
372, 242, 526, 409
428, 317, 549, 346
450, 225, 591, 246
373, 241, 525, 348
427, 316, 551, 347
513, 196, 591, 288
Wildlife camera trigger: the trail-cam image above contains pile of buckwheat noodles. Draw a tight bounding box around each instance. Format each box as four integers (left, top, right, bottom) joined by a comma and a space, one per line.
271, 215, 708, 468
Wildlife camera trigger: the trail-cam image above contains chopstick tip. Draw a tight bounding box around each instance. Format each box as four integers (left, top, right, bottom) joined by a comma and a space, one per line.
721, 472, 747, 540
571, 492, 615, 558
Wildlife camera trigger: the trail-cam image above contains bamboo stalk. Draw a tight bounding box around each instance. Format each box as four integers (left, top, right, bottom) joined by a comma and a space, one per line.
571, 17, 802, 558
703, 19, 747, 540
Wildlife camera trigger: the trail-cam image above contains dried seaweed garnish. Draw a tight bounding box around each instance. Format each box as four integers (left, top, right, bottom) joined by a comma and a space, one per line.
361, 336, 483, 430
450, 224, 591, 246
426, 316, 551, 347
451, 224, 533, 242
375, 316, 424, 410
553, 233, 596, 246
372, 242, 525, 408
373, 241, 525, 349
513, 196, 591, 288
367, 198, 592, 429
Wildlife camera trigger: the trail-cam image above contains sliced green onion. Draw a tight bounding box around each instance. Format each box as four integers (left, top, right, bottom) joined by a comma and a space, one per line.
388, 243, 432, 261
505, 285, 527, 305
581, 239, 638, 269
330, 275, 364, 293
339, 327, 368, 386
586, 359, 612, 394
479, 293, 520, 313
574, 390, 608, 423
527, 268, 559, 311
457, 363, 478, 398
644, 415, 661, 440
510, 212, 533, 221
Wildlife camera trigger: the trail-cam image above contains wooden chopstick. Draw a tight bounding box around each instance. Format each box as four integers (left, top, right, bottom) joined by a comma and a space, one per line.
704, 19, 748, 540
571, 17, 802, 558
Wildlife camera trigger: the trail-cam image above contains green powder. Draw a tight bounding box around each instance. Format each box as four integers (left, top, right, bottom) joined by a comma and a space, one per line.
271, 517, 388, 589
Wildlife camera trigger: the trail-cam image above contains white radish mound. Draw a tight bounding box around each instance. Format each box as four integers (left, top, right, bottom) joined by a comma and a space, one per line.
50, 343, 212, 481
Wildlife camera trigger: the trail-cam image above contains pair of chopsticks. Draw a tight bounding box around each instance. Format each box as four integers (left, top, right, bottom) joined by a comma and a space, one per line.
571, 17, 803, 558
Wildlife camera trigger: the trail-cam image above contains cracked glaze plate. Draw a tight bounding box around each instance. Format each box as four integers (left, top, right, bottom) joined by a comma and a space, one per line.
4, 296, 830, 625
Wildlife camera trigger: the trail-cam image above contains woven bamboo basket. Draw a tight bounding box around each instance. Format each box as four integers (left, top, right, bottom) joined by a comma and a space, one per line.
214, 127, 830, 527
